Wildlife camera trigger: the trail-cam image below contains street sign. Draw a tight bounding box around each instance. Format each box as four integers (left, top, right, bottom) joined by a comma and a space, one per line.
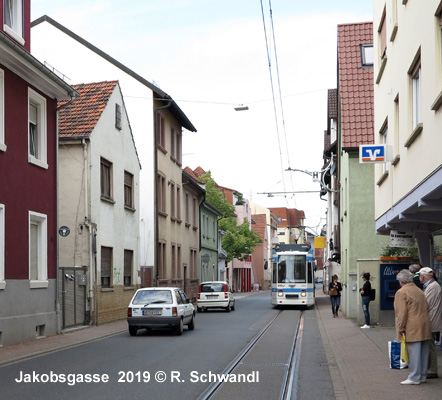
359, 144, 392, 163
59, 226, 70, 237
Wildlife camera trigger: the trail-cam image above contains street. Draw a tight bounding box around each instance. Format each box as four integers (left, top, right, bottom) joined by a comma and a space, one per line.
0, 291, 334, 400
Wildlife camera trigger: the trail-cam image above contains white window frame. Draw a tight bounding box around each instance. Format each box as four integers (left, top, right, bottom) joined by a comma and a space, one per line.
412, 64, 422, 129
28, 88, 48, 169
0, 204, 5, 289
29, 211, 48, 288
0, 69, 5, 152
3, 0, 24, 46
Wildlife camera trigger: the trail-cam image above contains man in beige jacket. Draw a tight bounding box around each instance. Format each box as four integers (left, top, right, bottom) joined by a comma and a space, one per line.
419, 267, 442, 379
394, 269, 432, 385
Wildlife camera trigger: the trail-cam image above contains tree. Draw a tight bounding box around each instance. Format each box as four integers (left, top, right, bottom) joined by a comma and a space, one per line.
199, 172, 261, 263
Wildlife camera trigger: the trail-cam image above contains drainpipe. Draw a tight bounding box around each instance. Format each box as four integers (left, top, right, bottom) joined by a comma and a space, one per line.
154, 100, 172, 285
55, 95, 77, 334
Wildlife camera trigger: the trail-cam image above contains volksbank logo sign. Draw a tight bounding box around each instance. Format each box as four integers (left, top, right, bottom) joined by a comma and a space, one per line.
359, 144, 392, 164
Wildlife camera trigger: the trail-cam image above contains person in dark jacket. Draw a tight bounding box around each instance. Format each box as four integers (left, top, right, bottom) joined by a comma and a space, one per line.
360, 272, 372, 328
409, 264, 424, 290
329, 274, 342, 317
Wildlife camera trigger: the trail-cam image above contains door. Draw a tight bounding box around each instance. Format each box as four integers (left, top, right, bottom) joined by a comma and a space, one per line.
59, 267, 87, 329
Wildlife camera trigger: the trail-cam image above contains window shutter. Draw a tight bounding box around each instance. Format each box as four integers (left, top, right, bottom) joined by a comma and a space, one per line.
30, 223, 38, 280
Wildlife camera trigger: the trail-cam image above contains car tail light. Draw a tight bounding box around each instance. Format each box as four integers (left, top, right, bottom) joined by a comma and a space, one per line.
197, 293, 200, 299
127, 308, 132, 317
225, 292, 228, 299
172, 307, 178, 317
198, 285, 202, 293
223, 284, 227, 292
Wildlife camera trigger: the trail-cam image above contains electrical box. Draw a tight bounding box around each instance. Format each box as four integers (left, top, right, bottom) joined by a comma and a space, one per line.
78, 274, 87, 286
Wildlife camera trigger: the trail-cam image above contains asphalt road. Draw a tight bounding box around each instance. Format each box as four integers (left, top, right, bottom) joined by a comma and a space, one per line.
0, 290, 334, 400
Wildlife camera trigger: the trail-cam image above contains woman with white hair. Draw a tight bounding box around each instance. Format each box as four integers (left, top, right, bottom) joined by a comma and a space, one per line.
394, 269, 432, 385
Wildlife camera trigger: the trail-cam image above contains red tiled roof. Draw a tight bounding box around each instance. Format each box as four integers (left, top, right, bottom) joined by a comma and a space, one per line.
269, 207, 305, 227
58, 81, 118, 138
337, 22, 374, 149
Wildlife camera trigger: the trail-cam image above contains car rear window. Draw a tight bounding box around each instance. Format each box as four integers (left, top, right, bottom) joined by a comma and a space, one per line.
200, 283, 224, 292
132, 290, 173, 305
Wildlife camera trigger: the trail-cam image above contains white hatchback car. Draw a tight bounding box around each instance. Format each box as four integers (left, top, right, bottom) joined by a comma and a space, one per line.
127, 287, 195, 336
197, 281, 235, 312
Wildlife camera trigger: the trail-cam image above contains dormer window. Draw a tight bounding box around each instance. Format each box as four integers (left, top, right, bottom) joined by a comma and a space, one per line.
3, 0, 24, 45
361, 44, 374, 67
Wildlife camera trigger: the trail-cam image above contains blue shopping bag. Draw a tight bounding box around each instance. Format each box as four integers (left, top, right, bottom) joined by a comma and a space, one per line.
388, 340, 407, 369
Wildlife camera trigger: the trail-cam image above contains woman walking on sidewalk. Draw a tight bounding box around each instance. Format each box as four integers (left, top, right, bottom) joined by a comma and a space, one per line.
360, 272, 372, 328
328, 274, 342, 317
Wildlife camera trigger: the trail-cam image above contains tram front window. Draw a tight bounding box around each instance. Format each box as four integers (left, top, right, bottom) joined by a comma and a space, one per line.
278, 255, 306, 283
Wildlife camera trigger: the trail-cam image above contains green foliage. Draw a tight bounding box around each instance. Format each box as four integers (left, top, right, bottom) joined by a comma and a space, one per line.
200, 172, 262, 263
380, 245, 419, 258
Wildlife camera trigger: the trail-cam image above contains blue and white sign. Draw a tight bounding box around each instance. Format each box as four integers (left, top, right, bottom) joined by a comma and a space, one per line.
359, 144, 391, 163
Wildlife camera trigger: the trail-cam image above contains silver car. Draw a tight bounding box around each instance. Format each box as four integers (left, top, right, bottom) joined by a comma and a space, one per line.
127, 287, 195, 336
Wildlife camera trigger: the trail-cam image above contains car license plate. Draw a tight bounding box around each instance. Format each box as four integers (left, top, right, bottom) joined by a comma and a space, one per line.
206, 295, 218, 299
142, 310, 162, 316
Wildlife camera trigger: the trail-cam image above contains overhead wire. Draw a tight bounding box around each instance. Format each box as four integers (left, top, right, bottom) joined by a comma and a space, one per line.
259, 0, 288, 205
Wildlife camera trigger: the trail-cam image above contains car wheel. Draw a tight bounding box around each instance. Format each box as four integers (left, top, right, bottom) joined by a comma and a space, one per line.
175, 318, 184, 336
225, 304, 231, 312
129, 326, 137, 336
197, 307, 202, 313
188, 315, 195, 330
231, 302, 235, 311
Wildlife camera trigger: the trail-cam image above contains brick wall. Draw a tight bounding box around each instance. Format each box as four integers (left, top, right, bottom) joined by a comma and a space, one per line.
97, 285, 139, 325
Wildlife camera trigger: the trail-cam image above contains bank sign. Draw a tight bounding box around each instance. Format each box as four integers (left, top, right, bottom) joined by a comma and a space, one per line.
359, 144, 391, 163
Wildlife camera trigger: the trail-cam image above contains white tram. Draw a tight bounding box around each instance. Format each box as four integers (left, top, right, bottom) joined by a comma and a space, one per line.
271, 243, 315, 307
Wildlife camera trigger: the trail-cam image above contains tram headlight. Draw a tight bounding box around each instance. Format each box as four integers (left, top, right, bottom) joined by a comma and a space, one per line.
300, 292, 306, 297
278, 291, 283, 297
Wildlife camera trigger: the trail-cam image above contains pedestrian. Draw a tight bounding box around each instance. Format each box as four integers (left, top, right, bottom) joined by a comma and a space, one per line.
359, 272, 372, 328
409, 263, 423, 289
394, 269, 432, 385
418, 267, 442, 379
328, 274, 342, 318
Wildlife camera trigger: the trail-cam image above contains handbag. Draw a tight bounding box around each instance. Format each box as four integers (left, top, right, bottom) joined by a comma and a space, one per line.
329, 287, 338, 296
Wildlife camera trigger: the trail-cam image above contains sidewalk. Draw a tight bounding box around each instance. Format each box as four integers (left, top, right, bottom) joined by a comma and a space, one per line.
315, 289, 442, 400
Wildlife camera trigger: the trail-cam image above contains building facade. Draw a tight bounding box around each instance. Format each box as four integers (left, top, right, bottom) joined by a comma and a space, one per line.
58, 81, 141, 326
0, 0, 78, 346
374, 0, 442, 276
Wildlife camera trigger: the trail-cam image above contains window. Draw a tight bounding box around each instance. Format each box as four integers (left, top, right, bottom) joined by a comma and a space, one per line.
115, 103, 122, 130
101, 246, 112, 288
380, 121, 389, 175
177, 245, 181, 279
176, 185, 181, 221
28, 88, 48, 169
124, 250, 133, 287
158, 241, 166, 279
100, 158, 113, 201
185, 193, 190, 226
170, 127, 182, 164
379, 11, 387, 60
0, 69, 4, 152
157, 172, 166, 214
171, 243, 176, 278
0, 204, 4, 289
193, 197, 198, 228
3, 0, 24, 45
124, 171, 134, 209
411, 61, 422, 129
170, 181, 176, 219
361, 44, 374, 67
190, 248, 197, 278
29, 211, 48, 288
157, 113, 165, 149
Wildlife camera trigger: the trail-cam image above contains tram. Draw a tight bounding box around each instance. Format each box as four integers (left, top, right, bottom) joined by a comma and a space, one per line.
271, 243, 315, 307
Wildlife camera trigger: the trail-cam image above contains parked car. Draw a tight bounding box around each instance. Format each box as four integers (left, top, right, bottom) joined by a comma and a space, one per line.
127, 287, 195, 336
197, 281, 235, 312
315, 276, 324, 284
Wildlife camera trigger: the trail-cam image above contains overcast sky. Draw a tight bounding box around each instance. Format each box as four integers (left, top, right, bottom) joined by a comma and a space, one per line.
31, 0, 373, 234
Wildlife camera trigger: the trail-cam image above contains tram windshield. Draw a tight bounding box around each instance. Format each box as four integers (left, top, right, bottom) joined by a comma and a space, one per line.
277, 255, 306, 283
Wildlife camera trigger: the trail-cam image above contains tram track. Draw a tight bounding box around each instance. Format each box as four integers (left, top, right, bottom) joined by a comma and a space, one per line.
196, 308, 305, 400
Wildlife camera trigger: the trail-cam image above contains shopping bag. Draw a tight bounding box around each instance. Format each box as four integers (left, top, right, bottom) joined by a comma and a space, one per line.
400, 334, 408, 364
388, 340, 408, 369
